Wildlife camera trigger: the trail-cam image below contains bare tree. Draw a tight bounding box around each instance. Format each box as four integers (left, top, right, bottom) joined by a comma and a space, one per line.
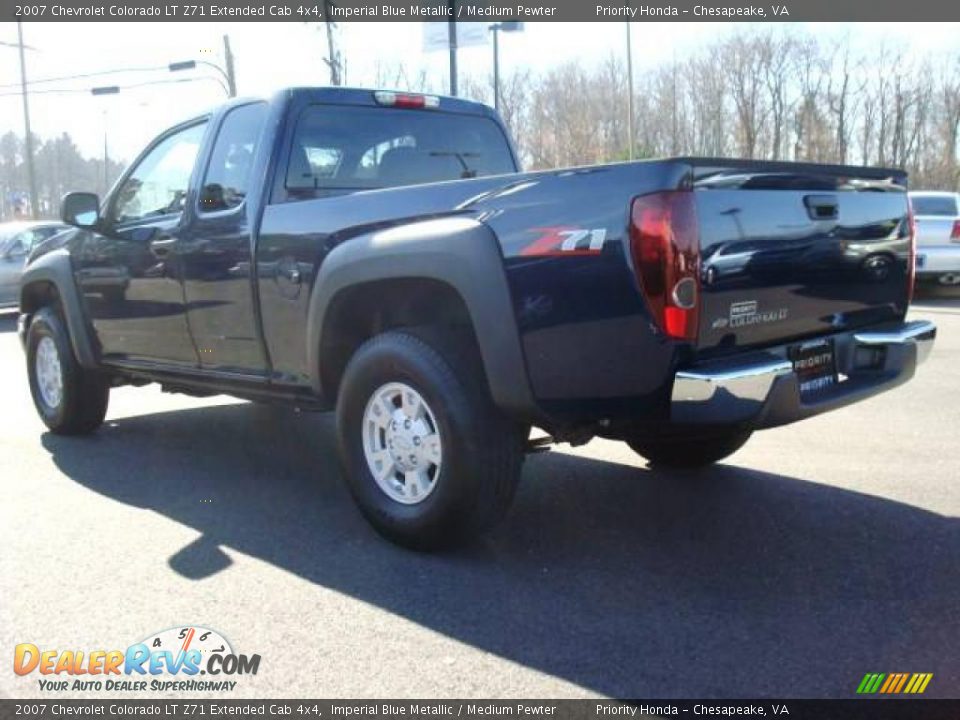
759, 32, 796, 160
825, 36, 859, 164
722, 32, 768, 158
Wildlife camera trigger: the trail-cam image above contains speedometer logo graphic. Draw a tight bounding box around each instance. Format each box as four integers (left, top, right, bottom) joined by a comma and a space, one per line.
138, 626, 234, 667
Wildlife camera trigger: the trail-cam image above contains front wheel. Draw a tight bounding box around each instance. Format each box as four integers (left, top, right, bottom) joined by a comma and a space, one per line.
336, 330, 525, 551
26, 306, 110, 435
627, 428, 752, 468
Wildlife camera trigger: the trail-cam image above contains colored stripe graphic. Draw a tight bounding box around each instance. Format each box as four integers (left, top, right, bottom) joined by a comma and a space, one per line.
856, 673, 884, 694
907, 673, 934, 694
857, 672, 932, 694
893, 674, 910, 693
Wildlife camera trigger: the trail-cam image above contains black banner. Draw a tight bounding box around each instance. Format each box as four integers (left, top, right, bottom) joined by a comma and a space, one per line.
2, 700, 960, 720
3, 0, 960, 22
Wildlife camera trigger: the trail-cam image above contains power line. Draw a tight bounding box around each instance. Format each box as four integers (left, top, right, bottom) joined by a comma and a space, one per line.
0, 64, 192, 91
0, 75, 228, 99
0, 38, 38, 51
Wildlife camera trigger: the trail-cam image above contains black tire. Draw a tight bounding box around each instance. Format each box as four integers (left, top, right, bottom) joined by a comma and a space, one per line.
336, 329, 525, 550
627, 427, 752, 468
26, 306, 110, 435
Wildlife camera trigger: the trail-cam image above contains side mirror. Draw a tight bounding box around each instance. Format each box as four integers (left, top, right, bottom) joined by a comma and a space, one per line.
61, 192, 100, 229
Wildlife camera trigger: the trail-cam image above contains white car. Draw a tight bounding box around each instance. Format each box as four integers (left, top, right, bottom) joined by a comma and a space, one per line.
909, 191, 960, 285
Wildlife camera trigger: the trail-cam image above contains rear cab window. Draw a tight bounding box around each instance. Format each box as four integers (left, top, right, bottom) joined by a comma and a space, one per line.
280, 105, 516, 201
911, 195, 958, 216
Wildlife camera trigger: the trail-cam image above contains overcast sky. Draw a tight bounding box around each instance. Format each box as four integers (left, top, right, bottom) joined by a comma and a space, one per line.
1, 21, 959, 162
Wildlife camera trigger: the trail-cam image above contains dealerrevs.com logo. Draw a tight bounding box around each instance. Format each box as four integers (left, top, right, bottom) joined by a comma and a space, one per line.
13, 626, 260, 693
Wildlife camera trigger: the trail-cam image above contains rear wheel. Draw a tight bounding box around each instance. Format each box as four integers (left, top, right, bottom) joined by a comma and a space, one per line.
26, 306, 110, 435
627, 428, 752, 468
336, 329, 525, 550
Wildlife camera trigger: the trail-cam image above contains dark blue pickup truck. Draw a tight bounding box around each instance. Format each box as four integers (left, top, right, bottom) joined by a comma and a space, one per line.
19, 87, 936, 549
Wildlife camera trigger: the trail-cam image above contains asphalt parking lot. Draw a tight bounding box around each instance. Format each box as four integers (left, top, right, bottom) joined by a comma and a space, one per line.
1, 294, 958, 700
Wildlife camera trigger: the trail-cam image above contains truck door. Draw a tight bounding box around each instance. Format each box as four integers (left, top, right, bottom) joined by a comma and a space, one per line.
75, 120, 207, 367
178, 102, 269, 376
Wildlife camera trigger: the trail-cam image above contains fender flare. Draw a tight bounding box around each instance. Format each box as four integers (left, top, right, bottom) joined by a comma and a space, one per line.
19, 248, 99, 368
306, 217, 538, 418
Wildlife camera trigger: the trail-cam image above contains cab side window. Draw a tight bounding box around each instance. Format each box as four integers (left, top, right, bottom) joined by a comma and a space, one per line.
200, 103, 267, 212
111, 122, 207, 224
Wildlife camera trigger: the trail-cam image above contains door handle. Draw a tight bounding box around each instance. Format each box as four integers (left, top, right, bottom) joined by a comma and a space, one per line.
149, 235, 177, 257
277, 257, 302, 284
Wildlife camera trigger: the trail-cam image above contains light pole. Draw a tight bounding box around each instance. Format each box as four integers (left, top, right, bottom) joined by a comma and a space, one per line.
222, 35, 237, 96
488, 22, 522, 114
447, 10, 457, 97
91, 86, 119, 196
16, 22, 39, 219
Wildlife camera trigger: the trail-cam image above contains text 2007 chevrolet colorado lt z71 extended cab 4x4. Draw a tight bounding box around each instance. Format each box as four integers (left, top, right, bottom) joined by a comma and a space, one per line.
19, 88, 935, 549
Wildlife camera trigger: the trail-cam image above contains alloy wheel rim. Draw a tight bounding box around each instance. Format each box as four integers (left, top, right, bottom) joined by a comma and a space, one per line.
36, 336, 63, 410
362, 382, 443, 505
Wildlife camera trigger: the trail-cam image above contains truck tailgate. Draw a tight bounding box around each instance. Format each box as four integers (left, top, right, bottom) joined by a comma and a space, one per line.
691, 161, 911, 354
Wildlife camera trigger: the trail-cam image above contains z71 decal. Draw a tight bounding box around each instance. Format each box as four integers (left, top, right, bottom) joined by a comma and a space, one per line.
519, 226, 608, 257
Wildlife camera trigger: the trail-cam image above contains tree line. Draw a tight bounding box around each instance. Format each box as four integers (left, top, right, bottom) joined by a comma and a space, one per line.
459, 29, 960, 189
0, 131, 124, 222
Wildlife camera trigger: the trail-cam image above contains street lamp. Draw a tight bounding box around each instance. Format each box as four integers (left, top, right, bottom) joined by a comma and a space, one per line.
488, 22, 523, 114
169, 35, 236, 98
167, 60, 233, 97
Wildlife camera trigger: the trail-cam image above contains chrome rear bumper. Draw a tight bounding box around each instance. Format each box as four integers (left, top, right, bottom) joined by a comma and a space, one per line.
853, 320, 936, 365
672, 320, 936, 428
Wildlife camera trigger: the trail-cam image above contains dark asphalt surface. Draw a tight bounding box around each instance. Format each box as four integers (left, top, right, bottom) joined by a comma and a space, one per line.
2, 295, 958, 699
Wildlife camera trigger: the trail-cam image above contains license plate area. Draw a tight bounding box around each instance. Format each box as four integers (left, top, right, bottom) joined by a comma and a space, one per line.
789, 339, 838, 400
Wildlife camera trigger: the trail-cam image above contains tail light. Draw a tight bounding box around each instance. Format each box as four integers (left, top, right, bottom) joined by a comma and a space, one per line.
907, 200, 917, 304
629, 190, 700, 341
951, 219, 960, 242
